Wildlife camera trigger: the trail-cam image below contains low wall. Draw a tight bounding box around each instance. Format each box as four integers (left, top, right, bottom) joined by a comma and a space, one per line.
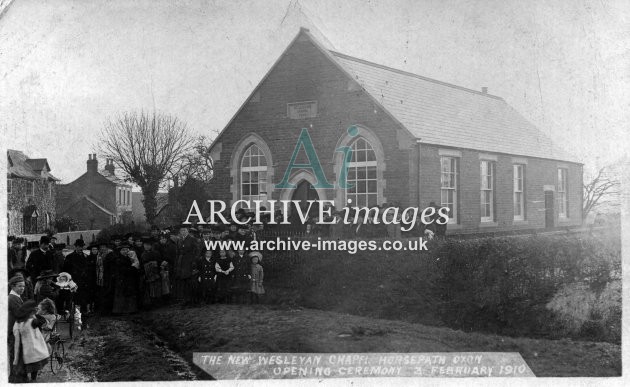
18, 230, 102, 245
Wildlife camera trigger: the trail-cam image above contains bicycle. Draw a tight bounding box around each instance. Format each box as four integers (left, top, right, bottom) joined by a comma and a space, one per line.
47, 317, 66, 375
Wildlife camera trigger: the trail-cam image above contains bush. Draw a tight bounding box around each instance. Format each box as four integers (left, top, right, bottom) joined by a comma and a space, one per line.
262, 232, 620, 343
433, 234, 620, 342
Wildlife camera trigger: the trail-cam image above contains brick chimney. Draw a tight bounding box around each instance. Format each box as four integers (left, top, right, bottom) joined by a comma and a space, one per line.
87, 154, 98, 174
104, 158, 115, 176
481, 87, 488, 94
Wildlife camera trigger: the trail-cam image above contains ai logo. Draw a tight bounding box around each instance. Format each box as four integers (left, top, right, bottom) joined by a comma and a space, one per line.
275, 125, 360, 190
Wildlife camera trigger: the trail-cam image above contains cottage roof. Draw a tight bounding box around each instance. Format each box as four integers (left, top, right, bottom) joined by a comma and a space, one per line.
330, 51, 578, 162
7, 150, 59, 181
84, 196, 115, 216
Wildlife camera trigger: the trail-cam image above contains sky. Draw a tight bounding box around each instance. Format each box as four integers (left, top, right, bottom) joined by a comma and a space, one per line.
1, 0, 629, 184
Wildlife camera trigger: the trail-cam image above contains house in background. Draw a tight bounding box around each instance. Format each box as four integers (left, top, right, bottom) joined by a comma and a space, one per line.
56, 154, 133, 230
208, 28, 583, 234
7, 150, 59, 235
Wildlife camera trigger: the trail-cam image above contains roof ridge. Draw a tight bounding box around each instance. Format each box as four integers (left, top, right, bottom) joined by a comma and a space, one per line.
330, 50, 504, 100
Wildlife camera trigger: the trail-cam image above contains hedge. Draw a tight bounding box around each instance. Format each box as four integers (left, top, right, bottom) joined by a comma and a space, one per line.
262, 231, 621, 343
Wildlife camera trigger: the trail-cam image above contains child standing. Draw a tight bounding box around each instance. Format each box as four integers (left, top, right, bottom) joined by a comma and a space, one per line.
55, 272, 78, 318
160, 261, 171, 304
12, 300, 50, 383
197, 250, 216, 304
214, 250, 234, 303
36, 298, 58, 344
249, 251, 265, 304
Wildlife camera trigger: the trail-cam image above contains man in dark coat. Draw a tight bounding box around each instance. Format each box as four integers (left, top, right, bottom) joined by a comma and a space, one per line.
25, 236, 54, 282
175, 225, 200, 306
156, 233, 177, 267
8, 276, 25, 382
98, 241, 117, 315
62, 239, 91, 313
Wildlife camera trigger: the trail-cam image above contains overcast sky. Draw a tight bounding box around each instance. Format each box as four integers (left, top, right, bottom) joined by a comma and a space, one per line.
1, 0, 629, 184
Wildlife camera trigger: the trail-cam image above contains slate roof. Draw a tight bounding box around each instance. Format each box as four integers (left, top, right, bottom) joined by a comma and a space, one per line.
330, 51, 578, 163
7, 150, 59, 180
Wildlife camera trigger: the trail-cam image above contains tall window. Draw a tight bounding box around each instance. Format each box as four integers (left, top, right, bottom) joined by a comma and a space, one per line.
558, 168, 568, 218
480, 160, 495, 222
26, 181, 34, 196
127, 190, 130, 205
346, 137, 378, 207
513, 165, 525, 220
49, 182, 53, 198
440, 157, 458, 223
241, 144, 268, 205
7, 179, 12, 194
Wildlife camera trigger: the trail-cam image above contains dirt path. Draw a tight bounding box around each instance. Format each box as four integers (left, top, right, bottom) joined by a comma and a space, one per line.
38, 315, 196, 382
37, 304, 621, 381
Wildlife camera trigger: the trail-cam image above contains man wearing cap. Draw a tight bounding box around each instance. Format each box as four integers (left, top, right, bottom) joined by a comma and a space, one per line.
25, 236, 54, 283
175, 225, 200, 306
9, 268, 33, 302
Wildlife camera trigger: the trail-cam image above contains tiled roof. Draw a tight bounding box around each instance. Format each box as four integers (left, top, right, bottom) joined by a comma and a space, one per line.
330, 51, 579, 163
7, 150, 59, 180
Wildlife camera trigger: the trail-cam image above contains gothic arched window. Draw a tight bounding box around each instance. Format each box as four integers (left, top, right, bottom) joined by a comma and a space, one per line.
345, 137, 378, 207
240, 144, 268, 205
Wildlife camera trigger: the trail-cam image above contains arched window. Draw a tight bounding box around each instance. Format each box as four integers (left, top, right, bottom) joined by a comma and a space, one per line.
240, 144, 268, 205
345, 137, 378, 207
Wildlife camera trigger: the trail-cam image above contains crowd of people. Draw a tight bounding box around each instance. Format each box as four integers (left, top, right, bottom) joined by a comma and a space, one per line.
7, 221, 266, 382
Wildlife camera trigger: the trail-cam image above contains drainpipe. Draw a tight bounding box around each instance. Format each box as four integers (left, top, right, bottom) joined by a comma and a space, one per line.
416, 139, 422, 208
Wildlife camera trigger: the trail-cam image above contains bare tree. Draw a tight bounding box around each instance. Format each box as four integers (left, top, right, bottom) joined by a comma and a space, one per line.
583, 166, 621, 219
169, 135, 215, 187
99, 111, 196, 225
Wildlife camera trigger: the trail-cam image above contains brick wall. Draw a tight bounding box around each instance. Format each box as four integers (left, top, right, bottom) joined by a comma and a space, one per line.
210, 38, 415, 208
60, 197, 113, 230
418, 144, 582, 233
208, 36, 583, 233
7, 177, 57, 235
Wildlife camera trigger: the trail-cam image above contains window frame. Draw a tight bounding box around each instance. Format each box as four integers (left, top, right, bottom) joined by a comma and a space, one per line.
344, 137, 379, 208
480, 160, 495, 222
440, 156, 459, 224
240, 144, 268, 207
7, 178, 12, 194
557, 168, 568, 218
513, 164, 525, 221
26, 180, 35, 197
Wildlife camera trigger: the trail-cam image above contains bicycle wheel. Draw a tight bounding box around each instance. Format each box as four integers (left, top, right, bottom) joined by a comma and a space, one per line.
68, 303, 75, 339
50, 341, 65, 374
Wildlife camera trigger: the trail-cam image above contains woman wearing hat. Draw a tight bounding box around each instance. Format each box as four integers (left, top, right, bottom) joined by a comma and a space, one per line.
11, 300, 49, 382
111, 244, 139, 315
34, 270, 59, 303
